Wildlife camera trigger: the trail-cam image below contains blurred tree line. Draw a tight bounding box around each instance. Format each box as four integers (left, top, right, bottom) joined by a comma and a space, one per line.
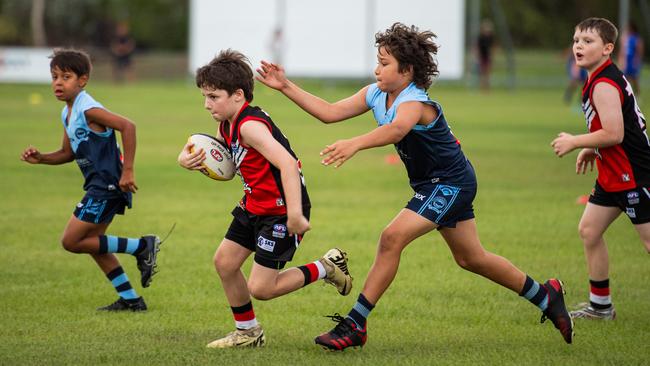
0, 0, 187, 50
480, 0, 645, 48
0, 0, 646, 51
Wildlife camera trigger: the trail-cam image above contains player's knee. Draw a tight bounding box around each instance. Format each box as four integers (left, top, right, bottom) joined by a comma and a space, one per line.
378, 228, 405, 254
60, 236, 81, 253
578, 222, 599, 245
453, 252, 485, 272
213, 251, 237, 277
248, 283, 274, 301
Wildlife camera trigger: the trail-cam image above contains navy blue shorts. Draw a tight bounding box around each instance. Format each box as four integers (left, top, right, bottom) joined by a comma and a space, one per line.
74, 194, 127, 224
406, 181, 477, 228
588, 182, 650, 224
225, 205, 311, 270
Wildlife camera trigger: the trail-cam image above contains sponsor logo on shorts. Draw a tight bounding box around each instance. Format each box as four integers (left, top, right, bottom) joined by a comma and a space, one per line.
627, 191, 640, 205
626, 207, 636, 218
414, 193, 426, 201
428, 196, 448, 214
272, 224, 287, 238
257, 236, 276, 252
210, 149, 223, 162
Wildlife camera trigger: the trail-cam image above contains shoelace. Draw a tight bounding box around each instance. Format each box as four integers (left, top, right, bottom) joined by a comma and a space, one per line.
329, 254, 350, 275
324, 313, 354, 336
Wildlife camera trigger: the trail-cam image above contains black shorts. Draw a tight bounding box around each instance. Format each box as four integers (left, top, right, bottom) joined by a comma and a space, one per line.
406, 163, 478, 229
589, 182, 650, 224
225, 205, 310, 269
74, 194, 127, 224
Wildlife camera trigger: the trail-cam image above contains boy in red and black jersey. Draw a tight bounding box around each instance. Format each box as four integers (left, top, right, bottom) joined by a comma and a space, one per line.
178, 49, 353, 348
552, 17, 650, 320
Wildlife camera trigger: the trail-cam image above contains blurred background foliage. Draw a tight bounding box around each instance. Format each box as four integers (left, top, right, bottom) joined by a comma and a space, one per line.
0, 0, 188, 50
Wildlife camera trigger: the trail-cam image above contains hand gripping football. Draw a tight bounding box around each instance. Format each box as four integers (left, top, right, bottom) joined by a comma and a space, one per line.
188, 133, 235, 181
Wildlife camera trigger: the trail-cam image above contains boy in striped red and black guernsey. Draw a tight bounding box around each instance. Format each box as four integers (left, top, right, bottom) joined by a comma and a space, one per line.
178, 49, 353, 348
552, 17, 650, 320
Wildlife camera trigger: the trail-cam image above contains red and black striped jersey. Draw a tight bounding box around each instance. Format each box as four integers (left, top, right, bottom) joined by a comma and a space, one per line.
581, 59, 650, 192
219, 102, 310, 215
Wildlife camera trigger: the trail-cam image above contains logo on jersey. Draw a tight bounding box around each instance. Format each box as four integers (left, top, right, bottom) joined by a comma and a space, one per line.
627, 191, 640, 205
210, 149, 223, 162
582, 99, 596, 130
257, 236, 276, 252
272, 224, 287, 238
276, 198, 285, 207
75, 128, 89, 140
75, 158, 91, 168
231, 142, 248, 169
626, 207, 636, 218
622, 174, 631, 182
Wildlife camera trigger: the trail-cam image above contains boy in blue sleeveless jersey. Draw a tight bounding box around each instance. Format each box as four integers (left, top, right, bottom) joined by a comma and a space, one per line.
257, 23, 574, 348
20, 49, 161, 311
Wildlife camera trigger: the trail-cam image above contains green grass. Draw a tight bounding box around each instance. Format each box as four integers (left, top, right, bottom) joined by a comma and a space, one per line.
1, 79, 649, 365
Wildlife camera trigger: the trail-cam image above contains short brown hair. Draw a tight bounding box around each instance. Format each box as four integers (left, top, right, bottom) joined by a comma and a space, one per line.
576, 17, 619, 45
195, 49, 254, 102
49, 49, 92, 77
375, 23, 439, 89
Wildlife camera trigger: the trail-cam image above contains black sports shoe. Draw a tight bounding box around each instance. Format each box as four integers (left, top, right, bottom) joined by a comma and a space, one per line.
136, 235, 161, 288
97, 297, 147, 312
314, 313, 367, 351
540, 278, 574, 344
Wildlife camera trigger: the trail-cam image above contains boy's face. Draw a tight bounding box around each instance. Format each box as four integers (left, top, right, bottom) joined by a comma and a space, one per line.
201, 86, 243, 122
573, 28, 614, 71
374, 46, 413, 92
50, 66, 87, 102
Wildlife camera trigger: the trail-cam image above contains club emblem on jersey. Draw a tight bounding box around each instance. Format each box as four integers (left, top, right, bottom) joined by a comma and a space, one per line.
257, 236, 276, 252
622, 174, 631, 182
75, 128, 89, 140
272, 224, 287, 238
627, 191, 640, 205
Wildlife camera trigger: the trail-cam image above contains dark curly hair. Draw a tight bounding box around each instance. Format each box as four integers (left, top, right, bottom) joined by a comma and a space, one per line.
375, 23, 439, 89
195, 49, 254, 102
49, 48, 92, 77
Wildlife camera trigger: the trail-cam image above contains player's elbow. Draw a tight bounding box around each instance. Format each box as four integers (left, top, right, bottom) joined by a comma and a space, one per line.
388, 126, 408, 143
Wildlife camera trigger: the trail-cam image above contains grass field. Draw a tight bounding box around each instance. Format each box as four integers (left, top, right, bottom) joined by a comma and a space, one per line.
1, 78, 649, 365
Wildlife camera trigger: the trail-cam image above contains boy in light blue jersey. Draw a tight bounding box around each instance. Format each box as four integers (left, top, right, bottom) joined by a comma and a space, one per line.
21, 49, 161, 311
257, 22, 574, 349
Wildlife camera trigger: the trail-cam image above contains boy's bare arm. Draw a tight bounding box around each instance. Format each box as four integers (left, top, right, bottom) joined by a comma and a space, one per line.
320, 101, 423, 168
552, 82, 624, 157
85, 108, 138, 192
240, 121, 310, 236
256, 60, 370, 123
21, 130, 75, 165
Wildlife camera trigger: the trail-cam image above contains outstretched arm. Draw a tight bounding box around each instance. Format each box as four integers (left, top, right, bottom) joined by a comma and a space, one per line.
85, 108, 138, 192
256, 60, 370, 123
551, 82, 624, 157
321, 101, 424, 168
20, 130, 74, 165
